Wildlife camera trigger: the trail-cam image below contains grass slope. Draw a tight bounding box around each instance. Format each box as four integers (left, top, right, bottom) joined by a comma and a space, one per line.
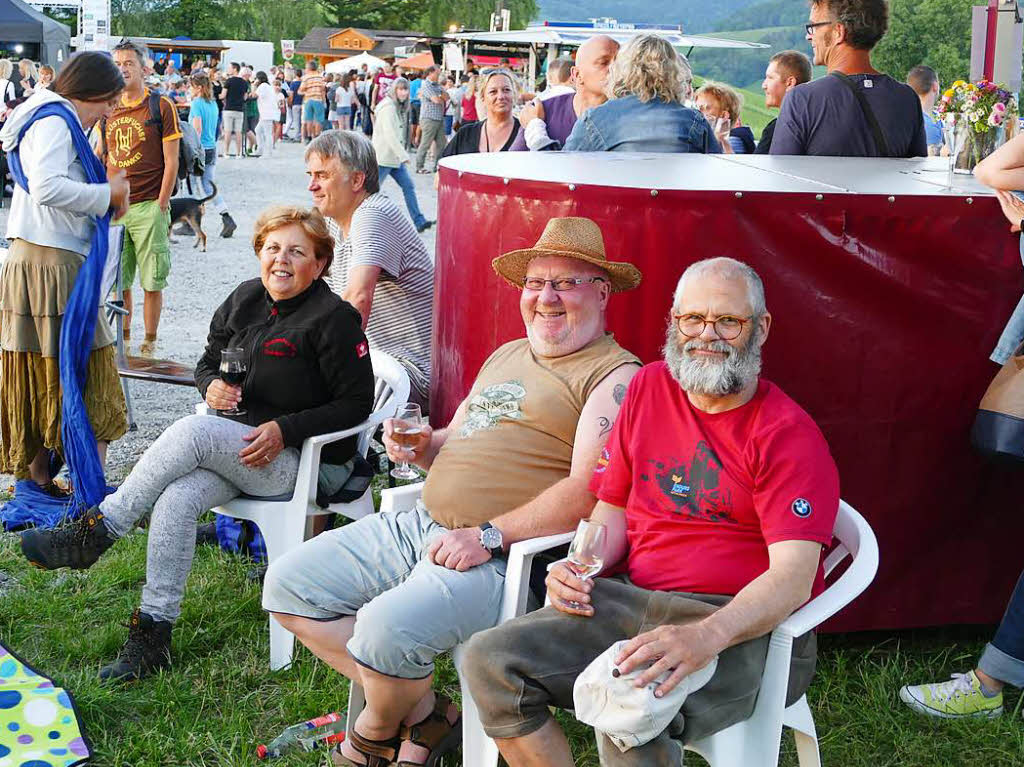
3, 519, 1023, 766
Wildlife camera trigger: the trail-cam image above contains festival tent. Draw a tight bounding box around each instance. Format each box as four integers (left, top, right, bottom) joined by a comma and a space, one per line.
325, 51, 387, 74
397, 51, 436, 70
0, 0, 71, 67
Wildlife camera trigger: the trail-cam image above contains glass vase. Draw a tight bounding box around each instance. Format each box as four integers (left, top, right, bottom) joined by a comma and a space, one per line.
952, 121, 1006, 174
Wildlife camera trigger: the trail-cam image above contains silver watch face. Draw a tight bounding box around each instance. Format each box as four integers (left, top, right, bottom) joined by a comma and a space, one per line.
480, 527, 503, 550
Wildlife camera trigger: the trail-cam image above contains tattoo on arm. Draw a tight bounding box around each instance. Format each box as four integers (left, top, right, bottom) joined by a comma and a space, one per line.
598, 416, 613, 437
613, 384, 627, 405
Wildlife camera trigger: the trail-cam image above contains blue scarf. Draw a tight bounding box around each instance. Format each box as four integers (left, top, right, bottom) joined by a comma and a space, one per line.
1, 100, 114, 529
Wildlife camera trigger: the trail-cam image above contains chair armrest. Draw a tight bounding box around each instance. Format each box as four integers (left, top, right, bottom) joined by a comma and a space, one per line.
305, 407, 390, 448
500, 532, 576, 624
774, 539, 879, 638
379, 482, 425, 514
508, 532, 574, 560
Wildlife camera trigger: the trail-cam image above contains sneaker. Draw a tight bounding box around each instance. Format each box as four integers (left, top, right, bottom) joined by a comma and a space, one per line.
21, 507, 116, 570
139, 338, 157, 359
98, 609, 172, 682
220, 212, 237, 239
899, 671, 1004, 719
416, 220, 435, 233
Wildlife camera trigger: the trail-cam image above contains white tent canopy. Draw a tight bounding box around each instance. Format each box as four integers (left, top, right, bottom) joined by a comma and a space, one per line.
325, 52, 388, 74
452, 27, 770, 51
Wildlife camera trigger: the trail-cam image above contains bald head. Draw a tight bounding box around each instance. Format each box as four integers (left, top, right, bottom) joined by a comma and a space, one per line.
574, 35, 619, 99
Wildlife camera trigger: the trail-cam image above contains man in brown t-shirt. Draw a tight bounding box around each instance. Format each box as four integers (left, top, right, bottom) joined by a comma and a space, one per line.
264, 217, 643, 766
105, 40, 180, 358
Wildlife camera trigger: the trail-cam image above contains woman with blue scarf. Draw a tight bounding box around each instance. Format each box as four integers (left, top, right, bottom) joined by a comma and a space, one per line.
0, 53, 131, 493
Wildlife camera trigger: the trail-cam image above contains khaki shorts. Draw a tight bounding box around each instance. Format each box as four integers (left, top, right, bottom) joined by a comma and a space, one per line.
223, 110, 244, 134
461, 576, 817, 764
116, 199, 171, 292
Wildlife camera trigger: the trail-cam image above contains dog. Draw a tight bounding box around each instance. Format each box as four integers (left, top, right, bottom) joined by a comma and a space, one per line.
168, 183, 217, 252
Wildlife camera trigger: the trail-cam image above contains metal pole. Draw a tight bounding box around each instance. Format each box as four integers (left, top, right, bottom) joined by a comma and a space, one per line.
984, 0, 999, 81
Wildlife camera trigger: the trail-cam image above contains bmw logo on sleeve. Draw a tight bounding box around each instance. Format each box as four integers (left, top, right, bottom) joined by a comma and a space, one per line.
791, 498, 812, 518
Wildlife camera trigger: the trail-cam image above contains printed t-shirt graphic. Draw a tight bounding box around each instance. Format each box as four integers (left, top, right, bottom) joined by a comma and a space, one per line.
105, 88, 181, 204
460, 380, 526, 438
590, 362, 839, 599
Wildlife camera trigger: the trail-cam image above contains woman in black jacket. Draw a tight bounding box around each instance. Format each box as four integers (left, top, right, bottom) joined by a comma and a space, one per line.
21, 205, 375, 681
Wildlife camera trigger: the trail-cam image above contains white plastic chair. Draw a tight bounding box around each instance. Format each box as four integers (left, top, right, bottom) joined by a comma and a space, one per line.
344, 481, 574, 766
683, 500, 879, 767
452, 500, 877, 767
200, 349, 410, 670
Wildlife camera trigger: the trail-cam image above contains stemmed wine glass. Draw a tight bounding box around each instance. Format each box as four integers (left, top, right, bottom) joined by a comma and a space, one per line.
390, 403, 423, 481
565, 519, 607, 609
219, 348, 247, 416
942, 113, 968, 190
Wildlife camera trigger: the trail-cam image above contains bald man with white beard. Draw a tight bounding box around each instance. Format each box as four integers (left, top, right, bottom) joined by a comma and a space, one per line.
511, 34, 619, 152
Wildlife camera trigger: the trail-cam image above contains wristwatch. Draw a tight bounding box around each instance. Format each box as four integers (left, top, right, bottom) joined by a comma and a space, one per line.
478, 522, 505, 558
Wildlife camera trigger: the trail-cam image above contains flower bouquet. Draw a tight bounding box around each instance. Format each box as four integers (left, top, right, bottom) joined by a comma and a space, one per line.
936, 79, 1018, 173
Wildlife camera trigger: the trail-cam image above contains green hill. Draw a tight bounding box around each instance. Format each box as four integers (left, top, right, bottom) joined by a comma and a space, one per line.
692, 75, 774, 140
533, 0, 751, 31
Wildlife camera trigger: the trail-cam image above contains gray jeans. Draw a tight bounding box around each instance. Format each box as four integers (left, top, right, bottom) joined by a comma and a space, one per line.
415, 118, 447, 171
100, 414, 299, 623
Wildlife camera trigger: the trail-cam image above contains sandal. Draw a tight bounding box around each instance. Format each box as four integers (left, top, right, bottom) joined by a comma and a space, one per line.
396, 694, 462, 767
330, 729, 400, 767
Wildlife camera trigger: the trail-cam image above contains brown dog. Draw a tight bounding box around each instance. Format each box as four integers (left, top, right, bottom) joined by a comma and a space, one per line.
168, 183, 217, 252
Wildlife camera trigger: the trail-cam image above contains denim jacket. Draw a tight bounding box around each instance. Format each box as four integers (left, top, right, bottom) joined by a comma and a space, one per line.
992, 233, 1024, 364
564, 95, 722, 154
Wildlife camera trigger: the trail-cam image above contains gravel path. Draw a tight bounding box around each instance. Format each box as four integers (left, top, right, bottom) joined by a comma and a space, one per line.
0, 140, 439, 487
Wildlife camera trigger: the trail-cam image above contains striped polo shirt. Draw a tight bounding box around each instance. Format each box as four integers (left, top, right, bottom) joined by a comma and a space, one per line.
301, 72, 326, 102
325, 194, 434, 406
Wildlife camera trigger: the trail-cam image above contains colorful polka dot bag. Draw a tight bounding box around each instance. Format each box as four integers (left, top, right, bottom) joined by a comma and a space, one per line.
0, 644, 89, 767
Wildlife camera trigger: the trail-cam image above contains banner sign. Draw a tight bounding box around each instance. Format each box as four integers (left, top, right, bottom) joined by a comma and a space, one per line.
281, 39, 295, 60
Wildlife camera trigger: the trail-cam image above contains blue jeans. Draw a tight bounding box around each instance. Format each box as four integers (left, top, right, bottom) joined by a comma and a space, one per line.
196, 148, 227, 214
991, 233, 1024, 364
378, 163, 426, 229
979, 566, 1024, 687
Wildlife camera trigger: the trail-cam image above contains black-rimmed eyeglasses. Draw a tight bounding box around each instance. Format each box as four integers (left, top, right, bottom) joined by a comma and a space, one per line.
523, 277, 607, 292
805, 20, 834, 35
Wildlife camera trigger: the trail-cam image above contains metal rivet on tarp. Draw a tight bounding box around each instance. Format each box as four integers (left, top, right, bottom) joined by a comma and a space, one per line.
966, 197, 974, 205
887, 196, 895, 203
503, 178, 510, 185
568, 184, 576, 191
650, 189, 658, 197
735, 192, 743, 198
815, 194, 824, 201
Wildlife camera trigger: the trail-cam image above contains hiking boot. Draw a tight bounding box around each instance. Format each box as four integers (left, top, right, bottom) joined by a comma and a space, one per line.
99, 609, 172, 682
899, 670, 1004, 719
220, 212, 237, 239
416, 220, 435, 233
21, 507, 115, 570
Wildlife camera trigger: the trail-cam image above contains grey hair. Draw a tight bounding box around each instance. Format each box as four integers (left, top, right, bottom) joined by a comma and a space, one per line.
673, 257, 767, 318
113, 39, 148, 65
305, 130, 380, 195
607, 34, 692, 104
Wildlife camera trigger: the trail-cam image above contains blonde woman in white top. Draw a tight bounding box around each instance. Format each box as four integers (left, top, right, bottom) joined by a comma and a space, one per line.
371, 78, 431, 232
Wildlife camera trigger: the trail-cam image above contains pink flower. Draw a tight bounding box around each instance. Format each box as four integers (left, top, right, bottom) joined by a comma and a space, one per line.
989, 112, 1004, 127
994, 102, 1007, 114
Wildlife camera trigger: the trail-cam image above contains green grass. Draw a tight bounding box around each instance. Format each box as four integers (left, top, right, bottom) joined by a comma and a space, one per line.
2, 520, 1023, 766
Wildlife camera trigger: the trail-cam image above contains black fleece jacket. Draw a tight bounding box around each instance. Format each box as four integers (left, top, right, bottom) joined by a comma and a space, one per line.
195, 278, 374, 464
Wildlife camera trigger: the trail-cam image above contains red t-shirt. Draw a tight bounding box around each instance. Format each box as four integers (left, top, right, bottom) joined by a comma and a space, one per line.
590, 362, 839, 599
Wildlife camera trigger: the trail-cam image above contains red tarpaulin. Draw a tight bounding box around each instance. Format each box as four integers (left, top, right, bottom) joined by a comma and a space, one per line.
432, 152, 1024, 632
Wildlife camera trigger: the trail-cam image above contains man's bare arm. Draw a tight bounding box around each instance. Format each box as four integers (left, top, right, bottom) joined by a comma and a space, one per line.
490, 362, 640, 544
342, 265, 380, 330
616, 539, 824, 696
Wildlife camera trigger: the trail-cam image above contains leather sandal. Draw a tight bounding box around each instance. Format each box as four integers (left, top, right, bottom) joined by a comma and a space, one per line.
330, 729, 400, 767
396, 694, 462, 767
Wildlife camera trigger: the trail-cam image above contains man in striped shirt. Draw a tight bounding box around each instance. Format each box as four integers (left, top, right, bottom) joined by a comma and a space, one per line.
305, 130, 433, 408
298, 60, 326, 142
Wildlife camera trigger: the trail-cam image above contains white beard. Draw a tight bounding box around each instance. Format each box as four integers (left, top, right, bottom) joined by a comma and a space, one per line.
663, 324, 762, 397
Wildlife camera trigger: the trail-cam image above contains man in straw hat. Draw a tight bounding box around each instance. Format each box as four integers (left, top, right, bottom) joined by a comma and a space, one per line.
462, 257, 840, 766
263, 217, 642, 767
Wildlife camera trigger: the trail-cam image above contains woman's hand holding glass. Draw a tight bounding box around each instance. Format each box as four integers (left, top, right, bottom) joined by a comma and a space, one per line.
205, 378, 242, 412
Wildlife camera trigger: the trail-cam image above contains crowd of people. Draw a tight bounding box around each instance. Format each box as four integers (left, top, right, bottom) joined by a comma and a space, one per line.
3, 0, 1024, 763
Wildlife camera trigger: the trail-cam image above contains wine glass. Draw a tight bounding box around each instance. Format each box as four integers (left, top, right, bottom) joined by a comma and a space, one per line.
943, 113, 968, 190
390, 403, 423, 481
219, 348, 247, 416
566, 519, 606, 609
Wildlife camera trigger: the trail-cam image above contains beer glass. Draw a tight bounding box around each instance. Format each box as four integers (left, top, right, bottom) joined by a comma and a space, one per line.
390, 403, 423, 480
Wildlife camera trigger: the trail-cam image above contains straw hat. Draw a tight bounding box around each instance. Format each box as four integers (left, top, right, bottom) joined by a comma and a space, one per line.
491, 217, 643, 293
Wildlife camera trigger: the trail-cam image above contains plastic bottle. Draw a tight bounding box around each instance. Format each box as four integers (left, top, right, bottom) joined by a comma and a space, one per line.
256, 712, 346, 759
